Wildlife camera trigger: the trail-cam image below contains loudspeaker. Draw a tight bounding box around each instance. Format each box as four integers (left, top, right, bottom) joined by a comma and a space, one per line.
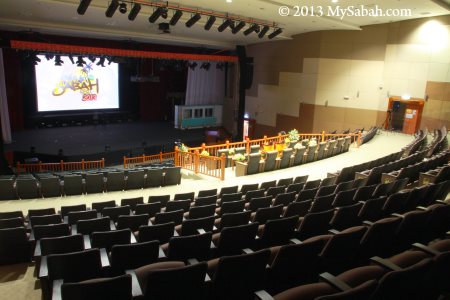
243, 60, 253, 89
236, 46, 253, 89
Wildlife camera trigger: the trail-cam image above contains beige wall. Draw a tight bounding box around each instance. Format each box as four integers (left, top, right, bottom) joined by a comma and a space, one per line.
246, 16, 450, 136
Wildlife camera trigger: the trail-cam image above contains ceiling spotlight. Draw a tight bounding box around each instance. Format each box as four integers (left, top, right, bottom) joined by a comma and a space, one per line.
188, 61, 198, 70
232, 21, 246, 34
243, 23, 260, 35
96, 57, 106, 67
105, 0, 119, 18
106, 56, 114, 65
119, 2, 127, 14
128, 3, 141, 21
170, 10, 183, 26
218, 19, 233, 32
30, 54, 41, 65
149, 7, 168, 23
205, 15, 216, 30
258, 25, 270, 38
77, 0, 92, 15
268, 28, 283, 39
76, 56, 86, 67
54, 55, 63, 66
88, 55, 96, 63
186, 13, 201, 27
45, 53, 54, 60
200, 62, 211, 70
68, 54, 75, 64
216, 62, 224, 70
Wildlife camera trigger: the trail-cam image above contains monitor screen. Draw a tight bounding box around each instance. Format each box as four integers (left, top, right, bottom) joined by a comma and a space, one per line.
34, 55, 119, 112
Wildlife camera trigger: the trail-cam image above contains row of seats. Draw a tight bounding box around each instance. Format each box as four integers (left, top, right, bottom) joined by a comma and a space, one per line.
427, 126, 448, 157
360, 127, 378, 145
0, 166, 181, 200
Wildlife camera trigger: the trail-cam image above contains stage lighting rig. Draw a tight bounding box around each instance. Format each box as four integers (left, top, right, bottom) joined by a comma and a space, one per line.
268, 28, 283, 39
68, 54, 75, 64
96, 57, 106, 67
149, 7, 168, 23
88, 55, 96, 63
218, 19, 232, 32
200, 62, 210, 70
216, 62, 224, 70
54, 55, 64, 66
119, 2, 127, 14
188, 61, 198, 70
204, 16, 216, 30
170, 10, 183, 26
29, 53, 41, 65
232, 21, 246, 34
76, 56, 86, 67
45, 53, 54, 60
105, 0, 119, 18
128, 3, 141, 20
258, 25, 270, 38
77, 0, 91, 15
186, 13, 201, 27
244, 23, 260, 35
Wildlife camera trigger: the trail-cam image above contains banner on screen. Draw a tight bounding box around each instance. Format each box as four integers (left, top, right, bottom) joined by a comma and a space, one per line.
35, 55, 119, 112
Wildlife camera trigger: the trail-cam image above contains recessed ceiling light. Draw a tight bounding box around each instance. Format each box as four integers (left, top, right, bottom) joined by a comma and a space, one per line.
332, 0, 339, 3
226, 0, 232, 3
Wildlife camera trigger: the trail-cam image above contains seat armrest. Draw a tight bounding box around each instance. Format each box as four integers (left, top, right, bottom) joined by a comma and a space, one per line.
187, 258, 199, 265
435, 200, 446, 204
370, 256, 401, 271
242, 248, 253, 254
362, 220, 374, 226
319, 272, 351, 291
100, 248, 110, 268
63, 216, 68, 224
83, 235, 92, 249
358, 201, 365, 204
34, 240, 42, 257
39, 255, 48, 278
412, 243, 440, 256
52, 279, 64, 300
71, 224, 77, 235
126, 270, 143, 298
290, 238, 302, 244
255, 290, 275, 300
109, 220, 116, 230
416, 206, 428, 211
328, 229, 340, 235
197, 228, 206, 234
391, 213, 404, 218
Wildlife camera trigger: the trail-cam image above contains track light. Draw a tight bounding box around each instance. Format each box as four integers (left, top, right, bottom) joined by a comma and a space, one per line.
232, 21, 246, 34
186, 13, 201, 27
200, 62, 211, 70
218, 19, 232, 32
243, 24, 260, 35
105, 0, 119, 18
77, 0, 92, 15
188, 62, 198, 70
119, 2, 127, 14
88, 55, 96, 63
149, 7, 168, 23
45, 53, 54, 60
268, 28, 283, 39
96, 57, 106, 67
76, 56, 86, 67
68, 54, 75, 64
258, 25, 270, 38
216, 62, 224, 70
29, 53, 41, 65
54, 55, 63, 66
205, 16, 216, 30
170, 10, 183, 26
128, 3, 141, 20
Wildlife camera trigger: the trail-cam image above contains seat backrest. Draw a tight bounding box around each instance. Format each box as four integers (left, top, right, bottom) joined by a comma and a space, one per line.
126, 170, 145, 190
148, 195, 170, 207
154, 209, 184, 225
91, 200, 116, 212
353, 184, 378, 202
0, 227, 31, 265
0, 211, 24, 220
61, 204, 87, 217
76, 217, 111, 235
240, 183, 259, 195
163, 166, 181, 186
309, 194, 334, 213
165, 199, 192, 212
67, 210, 98, 225
264, 151, 278, 171
110, 241, 160, 272
360, 217, 402, 258
197, 188, 217, 198
187, 204, 216, 219
174, 192, 195, 201
219, 200, 246, 216
273, 191, 296, 207
247, 153, 262, 174
116, 214, 149, 231
101, 205, 131, 222
259, 215, 299, 248
138, 222, 175, 244
297, 209, 334, 240
134, 202, 161, 218
296, 188, 319, 202
279, 148, 293, 169
253, 205, 283, 224
91, 228, 131, 252
266, 186, 286, 198
167, 232, 212, 261
120, 197, 144, 210
286, 183, 304, 194
332, 188, 357, 207
40, 177, 61, 198
219, 210, 251, 229
30, 214, 63, 227
40, 234, 84, 256
146, 168, 164, 187
16, 178, 39, 199
144, 261, 207, 300
0, 178, 18, 200
106, 171, 125, 191
330, 202, 363, 231
28, 208, 57, 218
315, 280, 378, 300
194, 195, 217, 207
320, 176, 337, 187
284, 200, 312, 218
0, 217, 24, 230
212, 249, 270, 299
47, 248, 103, 282
220, 192, 243, 204
382, 191, 410, 215
320, 226, 367, 260
316, 185, 337, 197
61, 274, 133, 300
303, 179, 321, 190
334, 180, 355, 194
248, 196, 272, 212
84, 173, 104, 194
216, 222, 258, 256
33, 223, 71, 240
358, 196, 387, 222
218, 186, 239, 198
294, 175, 309, 184
180, 216, 215, 236
63, 175, 84, 196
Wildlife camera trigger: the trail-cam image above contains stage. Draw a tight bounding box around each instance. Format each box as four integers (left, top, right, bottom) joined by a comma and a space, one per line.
4, 121, 205, 165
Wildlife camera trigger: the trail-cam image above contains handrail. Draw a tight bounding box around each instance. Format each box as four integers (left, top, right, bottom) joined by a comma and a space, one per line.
174, 148, 226, 181
123, 152, 175, 169
16, 159, 105, 175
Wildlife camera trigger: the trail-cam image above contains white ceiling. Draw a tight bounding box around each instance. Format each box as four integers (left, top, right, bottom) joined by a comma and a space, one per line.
0, 0, 448, 50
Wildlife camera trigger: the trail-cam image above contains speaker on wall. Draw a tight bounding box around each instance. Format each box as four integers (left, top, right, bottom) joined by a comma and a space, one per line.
236, 46, 253, 90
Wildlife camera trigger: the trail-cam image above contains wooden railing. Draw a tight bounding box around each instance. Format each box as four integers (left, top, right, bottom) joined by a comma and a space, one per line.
123, 152, 175, 169
174, 148, 226, 181
16, 159, 105, 174
188, 131, 362, 157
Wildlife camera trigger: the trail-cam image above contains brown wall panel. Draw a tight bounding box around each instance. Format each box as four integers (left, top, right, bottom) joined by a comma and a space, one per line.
426, 81, 446, 101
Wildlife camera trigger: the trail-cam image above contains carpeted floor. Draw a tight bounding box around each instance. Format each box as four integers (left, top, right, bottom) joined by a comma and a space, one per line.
0, 130, 416, 300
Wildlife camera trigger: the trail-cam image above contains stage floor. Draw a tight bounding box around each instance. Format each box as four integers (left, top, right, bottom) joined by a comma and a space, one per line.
4, 121, 205, 163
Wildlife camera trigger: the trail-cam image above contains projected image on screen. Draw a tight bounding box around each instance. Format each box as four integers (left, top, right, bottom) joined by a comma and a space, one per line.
35, 55, 119, 112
